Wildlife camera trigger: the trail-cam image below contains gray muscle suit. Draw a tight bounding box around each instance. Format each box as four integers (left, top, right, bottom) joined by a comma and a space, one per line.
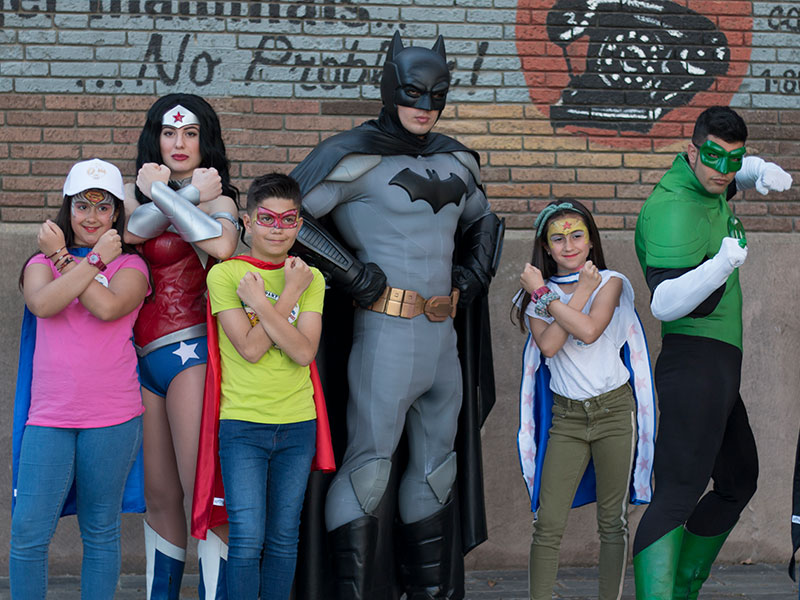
291, 32, 501, 600
303, 152, 490, 530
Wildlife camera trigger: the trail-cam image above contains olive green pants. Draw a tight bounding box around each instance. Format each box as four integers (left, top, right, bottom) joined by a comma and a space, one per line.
529, 383, 636, 600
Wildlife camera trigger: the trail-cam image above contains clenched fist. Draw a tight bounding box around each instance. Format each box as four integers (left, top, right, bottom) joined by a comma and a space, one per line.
520, 263, 545, 294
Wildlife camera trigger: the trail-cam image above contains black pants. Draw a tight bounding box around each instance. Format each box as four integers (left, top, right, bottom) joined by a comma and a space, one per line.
633, 334, 759, 554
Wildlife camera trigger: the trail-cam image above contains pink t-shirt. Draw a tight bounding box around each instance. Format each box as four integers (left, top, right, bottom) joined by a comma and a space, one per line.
27, 252, 150, 428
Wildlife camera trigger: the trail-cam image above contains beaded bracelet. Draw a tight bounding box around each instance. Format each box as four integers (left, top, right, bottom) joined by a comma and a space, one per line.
534, 290, 560, 318
49, 251, 69, 266
56, 256, 74, 272
46, 246, 66, 260
55, 254, 74, 272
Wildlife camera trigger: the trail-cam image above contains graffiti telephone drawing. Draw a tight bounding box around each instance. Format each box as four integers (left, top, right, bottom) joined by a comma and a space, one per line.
516, 0, 752, 143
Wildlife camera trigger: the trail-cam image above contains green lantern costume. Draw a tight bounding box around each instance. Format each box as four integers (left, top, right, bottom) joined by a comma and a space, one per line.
632, 153, 758, 599
635, 153, 743, 349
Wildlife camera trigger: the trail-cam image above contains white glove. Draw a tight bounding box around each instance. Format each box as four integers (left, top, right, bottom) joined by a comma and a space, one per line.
717, 235, 748, 267
650, 237, 747, 322
735, 156, 793, 195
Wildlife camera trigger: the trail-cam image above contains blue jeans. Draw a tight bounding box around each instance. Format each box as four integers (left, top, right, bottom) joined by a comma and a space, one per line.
218, 418, 316, 600
10, 416, 143, 600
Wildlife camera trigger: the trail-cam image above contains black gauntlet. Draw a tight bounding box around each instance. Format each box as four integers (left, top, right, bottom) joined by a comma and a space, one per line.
452, 213, 504, 307
294, 212, 387, 308
343, 262, 387, 308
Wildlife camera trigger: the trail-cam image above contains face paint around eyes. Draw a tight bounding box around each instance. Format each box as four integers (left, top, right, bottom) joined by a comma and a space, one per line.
255, 207, 299, 229
546, 217, 589, 244
696, 140, 747, 174
71, 190, 115, 217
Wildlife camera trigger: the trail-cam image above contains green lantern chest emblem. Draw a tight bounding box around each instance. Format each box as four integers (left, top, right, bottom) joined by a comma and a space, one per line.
728, 216, 747, 248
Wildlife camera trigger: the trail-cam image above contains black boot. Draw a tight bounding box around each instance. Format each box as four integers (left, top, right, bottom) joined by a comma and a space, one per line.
397, 499, 464, 600
329, 515, 379, 600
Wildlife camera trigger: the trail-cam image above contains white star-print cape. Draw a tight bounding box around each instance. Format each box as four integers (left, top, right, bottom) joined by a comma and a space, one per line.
516, 270, 655, 514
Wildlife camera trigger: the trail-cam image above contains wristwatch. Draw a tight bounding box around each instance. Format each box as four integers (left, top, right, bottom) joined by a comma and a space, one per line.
86, 251, 107, 272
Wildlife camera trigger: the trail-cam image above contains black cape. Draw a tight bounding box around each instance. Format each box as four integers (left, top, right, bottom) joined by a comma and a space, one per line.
292, 110, 480, 197
290, 110, 496, 599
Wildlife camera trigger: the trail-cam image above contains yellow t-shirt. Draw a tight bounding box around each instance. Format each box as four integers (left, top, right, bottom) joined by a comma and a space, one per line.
207, 259, 325, 424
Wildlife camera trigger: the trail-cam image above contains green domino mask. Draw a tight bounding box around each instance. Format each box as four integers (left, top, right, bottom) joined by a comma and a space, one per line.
696, 140, 746, 174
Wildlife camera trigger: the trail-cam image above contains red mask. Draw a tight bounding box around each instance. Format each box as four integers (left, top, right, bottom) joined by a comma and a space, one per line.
255, 207, 299, 229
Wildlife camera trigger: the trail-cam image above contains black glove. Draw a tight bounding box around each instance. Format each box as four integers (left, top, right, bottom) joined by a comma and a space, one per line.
452, 265, 484, 307
344, 261, 387, 308
452, 213, 503, 308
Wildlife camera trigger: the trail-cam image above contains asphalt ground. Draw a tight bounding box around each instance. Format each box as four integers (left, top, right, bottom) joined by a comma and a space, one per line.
0, 563, 796, 598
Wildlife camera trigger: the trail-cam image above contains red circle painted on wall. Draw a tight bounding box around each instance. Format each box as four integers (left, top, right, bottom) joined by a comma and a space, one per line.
516, 0, 752, 149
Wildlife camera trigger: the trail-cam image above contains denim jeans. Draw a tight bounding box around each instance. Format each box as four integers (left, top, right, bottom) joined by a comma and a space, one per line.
10, 416, 143, 600
218, 418, 316, 600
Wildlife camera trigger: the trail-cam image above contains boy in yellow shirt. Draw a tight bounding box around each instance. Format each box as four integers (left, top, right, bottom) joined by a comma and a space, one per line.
205, 173, 324, 599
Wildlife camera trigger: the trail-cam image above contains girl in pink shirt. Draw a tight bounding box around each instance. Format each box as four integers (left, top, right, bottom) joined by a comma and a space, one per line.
10, 159, 151, 599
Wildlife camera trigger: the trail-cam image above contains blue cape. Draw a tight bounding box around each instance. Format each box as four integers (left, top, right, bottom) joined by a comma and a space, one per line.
516, 270, 656, 513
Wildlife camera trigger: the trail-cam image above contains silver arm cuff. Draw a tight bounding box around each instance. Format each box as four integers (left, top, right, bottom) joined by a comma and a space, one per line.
126, 184, 200, 239
209, 211, 241, 230
150, 181, 223, 243
176, 184, 201, 204
127, 202, 169, 239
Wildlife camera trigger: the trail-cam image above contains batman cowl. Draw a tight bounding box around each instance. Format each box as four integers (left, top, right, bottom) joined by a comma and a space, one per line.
381, 31, 451, 118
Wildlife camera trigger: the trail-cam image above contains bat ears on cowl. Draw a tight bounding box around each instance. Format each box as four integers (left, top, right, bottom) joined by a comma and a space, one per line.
381, 32, 450, 115
387, 31, 446, 61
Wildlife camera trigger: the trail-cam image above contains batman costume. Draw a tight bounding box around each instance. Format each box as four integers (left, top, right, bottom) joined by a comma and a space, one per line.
290, 32, 502, 600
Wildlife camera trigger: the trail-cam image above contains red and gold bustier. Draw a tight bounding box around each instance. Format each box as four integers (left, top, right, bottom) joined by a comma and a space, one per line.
134, 232, 211, 347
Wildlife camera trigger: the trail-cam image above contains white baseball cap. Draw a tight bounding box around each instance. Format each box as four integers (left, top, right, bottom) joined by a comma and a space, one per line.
63, 158, 124, 200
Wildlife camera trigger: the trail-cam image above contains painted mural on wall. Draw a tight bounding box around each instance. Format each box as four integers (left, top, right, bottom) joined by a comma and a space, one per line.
0, 1, 495, 99
3, 0, 798, 131
546, 0, 729, 131
516, 0, 753, 141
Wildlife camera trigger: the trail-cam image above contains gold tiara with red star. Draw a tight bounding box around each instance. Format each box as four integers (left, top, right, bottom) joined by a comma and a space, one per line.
162, 104, 200, 128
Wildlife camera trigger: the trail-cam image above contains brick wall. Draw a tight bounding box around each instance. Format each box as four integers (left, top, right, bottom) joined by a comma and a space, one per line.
1, 0, 799, 231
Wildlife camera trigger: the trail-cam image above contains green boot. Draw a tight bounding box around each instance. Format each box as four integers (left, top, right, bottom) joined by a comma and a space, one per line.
633, 526, 684, 599
672, 528, 732, 599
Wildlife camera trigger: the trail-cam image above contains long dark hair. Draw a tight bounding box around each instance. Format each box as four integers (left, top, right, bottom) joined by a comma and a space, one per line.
135, 93, 239, 205
18, 193, 138, 291
513, 199, 606, 332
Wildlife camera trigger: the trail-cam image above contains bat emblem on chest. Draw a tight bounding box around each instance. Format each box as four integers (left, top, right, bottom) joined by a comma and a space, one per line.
389, 168, 466, 214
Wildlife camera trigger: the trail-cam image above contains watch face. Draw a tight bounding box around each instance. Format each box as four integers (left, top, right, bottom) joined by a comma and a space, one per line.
87, 252, 105, 270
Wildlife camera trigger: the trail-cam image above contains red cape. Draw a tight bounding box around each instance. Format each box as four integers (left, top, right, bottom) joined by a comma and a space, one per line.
191, 255, 335, 540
